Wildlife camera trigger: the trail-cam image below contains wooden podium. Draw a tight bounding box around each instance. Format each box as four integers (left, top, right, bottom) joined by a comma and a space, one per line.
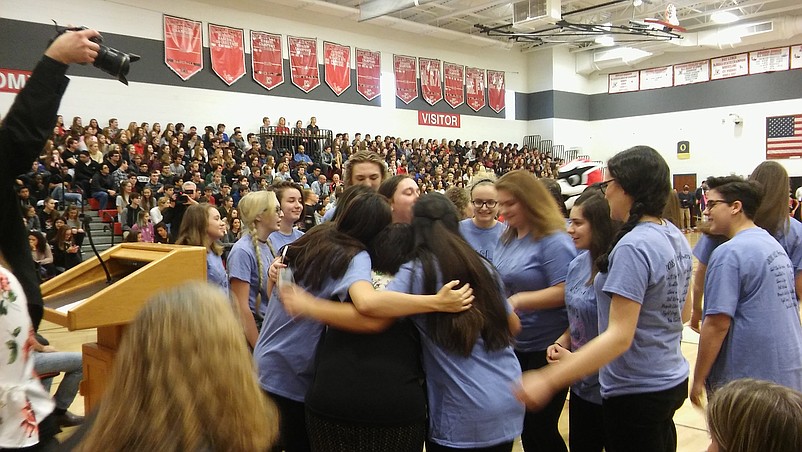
41, 243, 206, 412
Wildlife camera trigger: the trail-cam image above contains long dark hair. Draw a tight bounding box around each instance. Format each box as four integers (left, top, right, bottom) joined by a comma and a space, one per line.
597, 146, 670, 273
287, 188, 391, 292
573, 188, 619, 284
410, 193, 512, 356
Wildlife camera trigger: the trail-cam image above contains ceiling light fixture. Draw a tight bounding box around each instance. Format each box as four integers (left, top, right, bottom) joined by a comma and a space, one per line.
633, 0, 643, 7
595, 35, 615, 46
711, 11, 739, 24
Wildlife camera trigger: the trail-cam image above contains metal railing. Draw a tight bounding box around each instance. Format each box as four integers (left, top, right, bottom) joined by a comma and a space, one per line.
259, 126, 333, 164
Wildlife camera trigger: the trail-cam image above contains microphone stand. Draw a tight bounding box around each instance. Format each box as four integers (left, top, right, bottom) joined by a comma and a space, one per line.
81, 213, 112, 284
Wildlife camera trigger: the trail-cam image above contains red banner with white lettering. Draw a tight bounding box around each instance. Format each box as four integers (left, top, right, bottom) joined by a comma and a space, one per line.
288, 36, 320, 93
0, 69, 31, 93
419, 58, 442, 106
251, 31, 284, 90
356, 48, 381, 101
465, 67, 486, 112
163, 15, 203, 81
394, 55, 418, 104
208, 24, 245, 86
418, 111, 460, 128
487, 69, 505, 113
443, 62, 464, 109
324, 42, 351, 96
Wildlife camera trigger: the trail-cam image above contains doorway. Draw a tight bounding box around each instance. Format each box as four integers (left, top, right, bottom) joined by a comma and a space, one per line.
673, 174, 697, 229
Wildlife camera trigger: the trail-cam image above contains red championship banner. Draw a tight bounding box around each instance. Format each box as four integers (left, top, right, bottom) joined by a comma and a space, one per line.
288, 36, 320, 93
208, 24, 245, 86
163, 15, 203, 81
394, 54, 418, 104
356, 48, 381, 101
465, 67, 486, 112
443, 62, 464, 109
487, 69, 505, 113
251, 31, 284, 90
323, 42, 351, 96
419, 58, 442, 106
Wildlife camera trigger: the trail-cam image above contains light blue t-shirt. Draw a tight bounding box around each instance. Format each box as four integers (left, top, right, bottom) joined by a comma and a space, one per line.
564, 251, 605, 405
321, 204, 336, 222
594, 221, 691, 398
207, 250, 229, 294
494, 231, 576, 351
694, 218, 802, 274
458, 219, 505, 263
387, 261, 524, 448
704, 227, 802, 392
253, 251, 372, 401
228, 233, 275, 318
268, 228, 305, 254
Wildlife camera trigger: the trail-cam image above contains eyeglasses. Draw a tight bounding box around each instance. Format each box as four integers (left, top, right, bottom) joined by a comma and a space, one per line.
472, 199, 498, 209
705, 199, 730, 210
599, 179, 615, 194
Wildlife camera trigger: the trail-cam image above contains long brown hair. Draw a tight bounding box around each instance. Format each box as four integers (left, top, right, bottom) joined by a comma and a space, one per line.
176, 203, 223, 255
78, 283, 278, 451
750, 161, 790, 237
495, 170, 566, 243
411, 193, 512, 356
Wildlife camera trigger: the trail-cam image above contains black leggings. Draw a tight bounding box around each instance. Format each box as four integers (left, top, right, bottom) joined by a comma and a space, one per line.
306, 410, 425, 452
267, 391, 311, 452
515, 349, 568, 452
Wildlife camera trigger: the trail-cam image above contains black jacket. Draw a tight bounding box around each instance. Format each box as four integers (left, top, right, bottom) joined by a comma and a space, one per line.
0, 56, 69, 330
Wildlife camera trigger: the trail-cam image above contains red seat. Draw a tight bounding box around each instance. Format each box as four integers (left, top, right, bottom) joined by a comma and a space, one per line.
113, 222, 123, 235
87, 198, 100, 210
99, 210, 117, 223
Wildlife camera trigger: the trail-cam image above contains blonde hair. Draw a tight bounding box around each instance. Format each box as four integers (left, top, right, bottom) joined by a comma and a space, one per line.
176, 203, 223, 255
78, 283, 278, 451
236, 191, 279, 314
495, 170, 566, 242
342, 150, 387, 187
708, 379, 802, 452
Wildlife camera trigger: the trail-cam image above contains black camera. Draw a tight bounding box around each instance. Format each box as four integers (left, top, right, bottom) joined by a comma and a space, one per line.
53, 22, 140, 85
174, 190, 189, 204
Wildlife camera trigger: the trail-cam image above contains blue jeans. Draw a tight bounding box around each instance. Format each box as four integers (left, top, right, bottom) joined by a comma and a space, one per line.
34, 351, 83, 411
50, 186, 83, 207
92, 190, 109, 210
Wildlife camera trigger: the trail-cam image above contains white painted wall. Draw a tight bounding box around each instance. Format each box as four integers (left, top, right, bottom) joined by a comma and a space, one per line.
0, 0, 528, 141
587, 98, 802, 178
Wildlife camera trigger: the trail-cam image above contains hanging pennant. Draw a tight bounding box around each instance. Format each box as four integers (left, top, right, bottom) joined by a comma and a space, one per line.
324, 41, 351, 96
394, 54, 418, 104
465, 67, 486, 112
251, 31, 284, 90
208, 24, 245, 86
419, 57, 442, 106
288, 36, 320, 93
356, 48, 381, 101
443, 62, 464, 109
163, 15, 203, 81
487, 69, 506, 113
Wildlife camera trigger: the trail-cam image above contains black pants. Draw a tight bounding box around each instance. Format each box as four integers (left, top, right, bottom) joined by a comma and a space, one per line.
515, 349, 568, 452
267, 391, 311, 452
568, 392, 605, 452
602, 379, 688, 452
425, 440, 513, 452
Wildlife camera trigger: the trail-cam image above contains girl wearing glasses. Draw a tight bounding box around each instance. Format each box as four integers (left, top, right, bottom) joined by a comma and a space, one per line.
517, 146, 692, 452
459, 174, 505, 264
688, 161, 802, 333
690, 176, 802, 406
493, 170, 576, 452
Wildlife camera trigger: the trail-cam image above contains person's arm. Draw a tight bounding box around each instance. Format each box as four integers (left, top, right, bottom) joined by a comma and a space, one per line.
688, 263, 707, 333
516, 294, 641, 410
546, 328, 572, 363
349, 280, 473, 318
690, 313, 731, 406
230, 279, 260, 348
509, 283, 566, 311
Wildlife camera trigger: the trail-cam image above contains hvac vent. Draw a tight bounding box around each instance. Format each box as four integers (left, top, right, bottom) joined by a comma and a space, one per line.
513, 0, 561, 26
742, 20, 773, 36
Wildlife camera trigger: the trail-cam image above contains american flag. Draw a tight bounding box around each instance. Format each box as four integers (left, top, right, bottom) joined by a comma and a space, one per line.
766, 114, 802, 158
